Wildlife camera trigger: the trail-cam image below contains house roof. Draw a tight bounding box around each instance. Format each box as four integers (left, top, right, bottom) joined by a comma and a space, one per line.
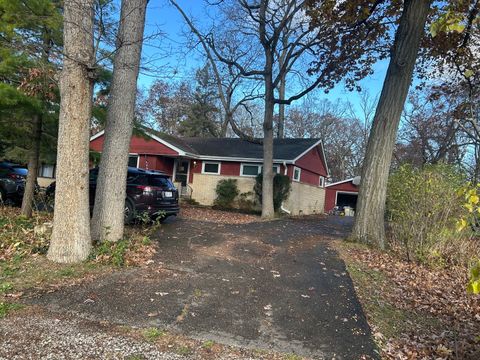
91, 128, 328, 171
138, 127, 322, 162
179, 137, 320, 161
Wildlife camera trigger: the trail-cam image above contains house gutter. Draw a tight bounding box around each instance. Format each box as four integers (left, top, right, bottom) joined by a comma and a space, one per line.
280, 161, 291, 214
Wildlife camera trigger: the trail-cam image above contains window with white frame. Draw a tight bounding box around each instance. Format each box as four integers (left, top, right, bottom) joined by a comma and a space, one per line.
202, 161, 220, 174
293, 166, 301, 182
241, 163, 260, 176
128, 155, 139, 168
241, 163, 280, 177
319, 176, 325, 187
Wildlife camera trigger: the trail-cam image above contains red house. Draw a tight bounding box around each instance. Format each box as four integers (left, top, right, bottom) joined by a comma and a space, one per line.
325, 178, 360, 213
90, 128, 330, 215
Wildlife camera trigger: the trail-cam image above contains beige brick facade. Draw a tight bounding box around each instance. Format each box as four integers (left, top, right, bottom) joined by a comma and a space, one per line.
190, 173, 325, 215
283, 181, 326, 215
190, 173, 256, 206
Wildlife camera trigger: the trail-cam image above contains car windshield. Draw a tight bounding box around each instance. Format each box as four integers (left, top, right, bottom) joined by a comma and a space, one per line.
148, 175, 174, 188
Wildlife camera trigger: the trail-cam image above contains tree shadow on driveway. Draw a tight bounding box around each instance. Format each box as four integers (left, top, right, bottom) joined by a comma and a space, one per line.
28, 215, 378, 359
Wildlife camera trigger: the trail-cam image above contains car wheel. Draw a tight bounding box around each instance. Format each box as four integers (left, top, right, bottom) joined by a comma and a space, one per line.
124, 200, 135, 224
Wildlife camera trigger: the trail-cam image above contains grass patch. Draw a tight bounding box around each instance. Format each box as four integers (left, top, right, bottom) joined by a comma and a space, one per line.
0, 302, 23, 318
0, 282, 13, 294
175, 345, 192, 356
142, 327, 166, 342
0, 206, 158, 295
201, 340, 215, 349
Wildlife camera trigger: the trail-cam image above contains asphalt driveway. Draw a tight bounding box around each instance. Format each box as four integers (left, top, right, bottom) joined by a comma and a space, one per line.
27, 214, 377, 359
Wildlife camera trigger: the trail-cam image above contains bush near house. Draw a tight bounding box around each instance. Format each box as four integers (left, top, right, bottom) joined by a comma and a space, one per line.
386, 164, 479, 266
214, 179, 239, 209
254, 173, 291, 213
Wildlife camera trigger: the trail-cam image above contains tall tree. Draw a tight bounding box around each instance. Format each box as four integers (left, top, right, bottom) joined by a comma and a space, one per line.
352, 0, 431, 249
91, 0, 148, 242
47, 0, 95, 262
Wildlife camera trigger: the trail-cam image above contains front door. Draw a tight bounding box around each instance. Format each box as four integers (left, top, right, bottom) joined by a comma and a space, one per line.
174, 159, 189, 186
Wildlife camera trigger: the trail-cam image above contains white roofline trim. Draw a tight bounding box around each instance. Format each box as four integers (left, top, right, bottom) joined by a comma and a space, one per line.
194, 155, 294, 163
90, 130, 105, 141
326, 178, 356, 187
89, 130, 188, 156
144, 131, 186, 156
292, 139, 330, 176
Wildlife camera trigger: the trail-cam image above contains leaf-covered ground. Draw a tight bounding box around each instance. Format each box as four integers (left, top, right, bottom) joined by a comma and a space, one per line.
180, 204, 262, 224
335, 241, 480, 359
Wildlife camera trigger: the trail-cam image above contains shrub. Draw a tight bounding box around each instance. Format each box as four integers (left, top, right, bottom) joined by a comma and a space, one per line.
254, 173, 291, 212
236, 191, 256, 212
386, 164, 466, 264
214, 179, 239, 208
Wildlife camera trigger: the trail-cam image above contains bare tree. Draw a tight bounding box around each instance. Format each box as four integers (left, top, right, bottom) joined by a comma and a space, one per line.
352, 0, 431, 249
48, 0, 95, 262
170, 0, 263, 141
91, 0, 148, 242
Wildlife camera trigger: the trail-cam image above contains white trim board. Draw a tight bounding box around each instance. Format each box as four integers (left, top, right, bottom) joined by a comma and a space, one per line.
326, 178, 357, 188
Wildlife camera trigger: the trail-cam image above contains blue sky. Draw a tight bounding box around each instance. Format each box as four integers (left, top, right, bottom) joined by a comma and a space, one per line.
137, 0, 388, 115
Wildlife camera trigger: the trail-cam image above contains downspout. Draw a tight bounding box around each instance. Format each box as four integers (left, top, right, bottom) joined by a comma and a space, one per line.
281, 161, 291, 214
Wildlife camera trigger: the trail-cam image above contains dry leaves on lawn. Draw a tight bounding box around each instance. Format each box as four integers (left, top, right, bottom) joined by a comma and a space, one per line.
337, 243, 480, 359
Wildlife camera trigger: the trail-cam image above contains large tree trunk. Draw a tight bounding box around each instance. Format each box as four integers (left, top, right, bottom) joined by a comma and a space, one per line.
277, 74, 286, 139
352, 0, 431, 249
262, 68, 275, 218
21, 114, 42, 218
47, 0, 95, 263
91, 0, 148, 242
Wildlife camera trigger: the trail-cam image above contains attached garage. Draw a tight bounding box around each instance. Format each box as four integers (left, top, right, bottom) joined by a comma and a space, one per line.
325, 178, 360, 214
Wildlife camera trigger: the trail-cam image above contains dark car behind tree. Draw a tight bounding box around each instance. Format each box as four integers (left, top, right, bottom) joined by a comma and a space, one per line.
46, 167, 179, 223
0, 162, 30, 203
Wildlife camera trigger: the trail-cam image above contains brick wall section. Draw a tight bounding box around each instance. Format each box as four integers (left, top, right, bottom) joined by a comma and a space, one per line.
284, 181, 326, 215
190, 173, 256, 206
191, 173, 325, 215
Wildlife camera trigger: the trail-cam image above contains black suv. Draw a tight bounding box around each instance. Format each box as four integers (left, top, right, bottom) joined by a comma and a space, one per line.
46, 167, 179, 223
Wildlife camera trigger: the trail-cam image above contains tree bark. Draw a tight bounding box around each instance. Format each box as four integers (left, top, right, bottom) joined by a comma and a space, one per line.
21, 114, 42, 218
91, 0, 148, 242
352, 0, 431, 249
277, 74, 286, 139
262, 57, 275, 219
47, 0, 95, 263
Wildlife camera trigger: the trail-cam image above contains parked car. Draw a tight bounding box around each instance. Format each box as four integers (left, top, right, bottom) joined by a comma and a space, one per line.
0, 162, 30, 204
0, 172, 18, 204
46, 167, 179, 223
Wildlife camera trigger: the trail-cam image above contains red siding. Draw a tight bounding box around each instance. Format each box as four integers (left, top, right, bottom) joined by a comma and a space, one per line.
325, 180, 359, 212
294, 146, 328, 177
299, 168, 320, 186
90, 133, 179, 156
137, 155, 174, 175
221, 162, 241, 176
